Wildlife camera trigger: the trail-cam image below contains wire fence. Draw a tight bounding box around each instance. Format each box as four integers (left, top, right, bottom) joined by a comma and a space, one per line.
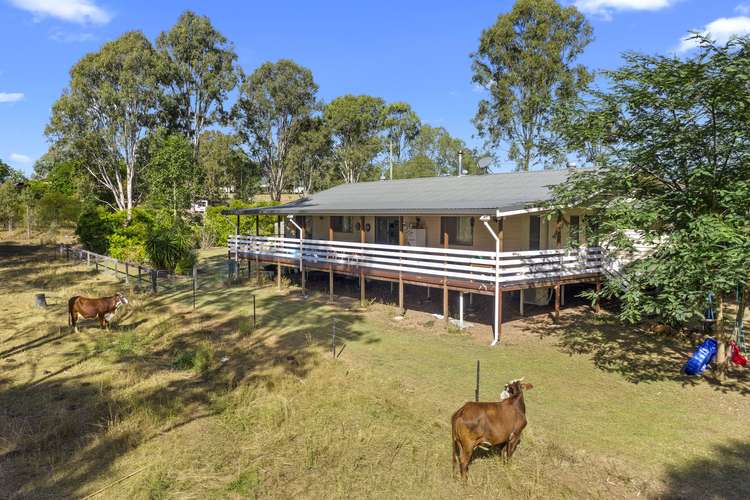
58, 244, 196, 297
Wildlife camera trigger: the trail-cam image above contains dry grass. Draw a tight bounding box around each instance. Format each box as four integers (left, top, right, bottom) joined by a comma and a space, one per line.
1, 238, 749, 499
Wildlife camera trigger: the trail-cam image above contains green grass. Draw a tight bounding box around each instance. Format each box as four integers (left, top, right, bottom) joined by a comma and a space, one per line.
0, 238, 748, 499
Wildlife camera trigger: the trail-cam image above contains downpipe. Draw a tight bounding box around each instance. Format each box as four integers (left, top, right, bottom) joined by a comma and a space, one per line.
481, 217, 500, 346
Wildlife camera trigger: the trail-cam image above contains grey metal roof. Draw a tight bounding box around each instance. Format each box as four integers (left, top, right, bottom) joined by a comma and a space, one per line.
223, 169, 580, 216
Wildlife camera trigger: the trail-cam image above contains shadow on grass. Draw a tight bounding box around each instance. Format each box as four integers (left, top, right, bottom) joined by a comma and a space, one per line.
519, 309, 750, 394
1, 243, 375, 498
661, 439, 750, 500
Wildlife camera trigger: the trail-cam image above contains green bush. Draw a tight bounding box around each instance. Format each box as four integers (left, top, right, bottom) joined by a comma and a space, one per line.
37, 191, 81, 228
204, 200, 279, 246
75, 204, 118, 254
145, 214, 196, 271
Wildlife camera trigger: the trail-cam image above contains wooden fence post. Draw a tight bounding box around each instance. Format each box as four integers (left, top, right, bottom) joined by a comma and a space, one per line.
193, 265, 198, 310
151, 270, 157, 294
124, 262, 129, 284
137, 265, 142, 286
475, 360, 480, 402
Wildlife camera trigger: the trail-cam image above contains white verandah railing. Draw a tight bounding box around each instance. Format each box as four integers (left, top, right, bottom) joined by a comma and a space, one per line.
227, 235, 603, 289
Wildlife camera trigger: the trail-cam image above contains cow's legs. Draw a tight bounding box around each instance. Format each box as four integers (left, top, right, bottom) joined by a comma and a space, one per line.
98, 314, 106, 329
505, 434, 522, 462
452, 438, 464, 476
458, 441, 472, 479
71, 313, 78, 333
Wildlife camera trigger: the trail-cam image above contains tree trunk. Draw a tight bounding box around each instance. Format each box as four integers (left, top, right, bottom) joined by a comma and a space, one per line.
715, 294, 728, 381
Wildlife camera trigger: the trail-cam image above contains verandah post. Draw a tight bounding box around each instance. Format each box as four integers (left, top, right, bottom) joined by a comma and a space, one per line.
255, 214, 260, 283
594, 278, 602, 314
360, 216, 366, 306
277, 215, 282, 289
328, 221, 334, 302
399, 215, 405, 316
554, 212, 562, 324
498, 217, 504, 338
300, 220, 306, 295
443, 230, 449, 325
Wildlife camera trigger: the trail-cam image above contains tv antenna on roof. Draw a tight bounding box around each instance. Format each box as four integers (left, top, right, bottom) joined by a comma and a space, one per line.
478, 156, 492, 172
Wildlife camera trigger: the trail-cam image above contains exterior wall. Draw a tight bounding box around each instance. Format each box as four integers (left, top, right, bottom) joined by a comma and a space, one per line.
285, 210, 587, 251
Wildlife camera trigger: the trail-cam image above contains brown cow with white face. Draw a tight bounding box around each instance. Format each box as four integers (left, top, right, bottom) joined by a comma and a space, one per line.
68, 293, 128, 332
451, 378, 533, 479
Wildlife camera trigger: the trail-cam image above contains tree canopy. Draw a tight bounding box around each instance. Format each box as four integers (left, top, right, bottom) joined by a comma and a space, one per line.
232, 59, 318, 201
472, 0, 592, 171
46, 30, 161, 221
325, 94, 385, 183
551, 36, 750, 376
156, 10, 239, 156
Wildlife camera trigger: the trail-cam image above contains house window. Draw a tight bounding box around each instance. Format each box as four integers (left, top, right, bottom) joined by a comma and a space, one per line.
330, 216, 353, 233
570, 215, 580, 244
529, 215, 541, 250
440, 216, 474, 246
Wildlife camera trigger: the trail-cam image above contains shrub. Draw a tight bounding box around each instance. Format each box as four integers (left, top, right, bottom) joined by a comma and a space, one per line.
75, 204, 118, 254
37, 191, 81, 228
203, 200, 279, 247
173, 343, 215, 374
145, 214, 196, 271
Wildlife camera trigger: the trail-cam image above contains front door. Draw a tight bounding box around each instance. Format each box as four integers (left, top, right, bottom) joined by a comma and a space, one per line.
375, 216, 399, 245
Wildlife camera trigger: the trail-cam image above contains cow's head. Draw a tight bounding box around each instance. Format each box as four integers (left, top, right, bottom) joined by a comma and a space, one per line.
115, 293, 129, 307
500, 378, 533, 401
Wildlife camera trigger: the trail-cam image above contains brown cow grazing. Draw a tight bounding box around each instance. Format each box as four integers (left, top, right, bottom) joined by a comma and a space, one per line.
68, 293, 129, 332
451, 378, 533, 479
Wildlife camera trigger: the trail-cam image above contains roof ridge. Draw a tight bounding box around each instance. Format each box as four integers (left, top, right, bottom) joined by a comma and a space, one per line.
332, 168, 581, 189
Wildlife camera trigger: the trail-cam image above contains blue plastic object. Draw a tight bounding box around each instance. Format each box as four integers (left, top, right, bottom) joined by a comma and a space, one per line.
684, 338, 718, 375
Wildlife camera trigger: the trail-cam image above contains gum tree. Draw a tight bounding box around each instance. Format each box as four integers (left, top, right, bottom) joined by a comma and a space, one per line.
46, 31, 161, 221
472, 0, 592, 171
232, 60, 318, 201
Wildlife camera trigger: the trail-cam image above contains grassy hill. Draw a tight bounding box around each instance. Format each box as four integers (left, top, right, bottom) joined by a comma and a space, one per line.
1, 239, 748, 499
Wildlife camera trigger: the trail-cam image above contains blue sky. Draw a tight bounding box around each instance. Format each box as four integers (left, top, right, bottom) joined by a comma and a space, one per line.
0, 0, 747, 175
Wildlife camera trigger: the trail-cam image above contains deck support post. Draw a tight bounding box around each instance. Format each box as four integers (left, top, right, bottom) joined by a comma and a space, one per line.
255, 215, 260, 283
481, 215, 503, 345
459, 292, 464, 329
300, 224, 306, 296
328, 223, 334, 302
595, 278, 601, 314
398, 216, 405, 315
497, 289, 503, 338
443, 230, 449, 325
360, 216, 366, 306
554, 212, 563, 323
561, 284, 565, 306
520, 289, 524, 316
277, 215, 282, 290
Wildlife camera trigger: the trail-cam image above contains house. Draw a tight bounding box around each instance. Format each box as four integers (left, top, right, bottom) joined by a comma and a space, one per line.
223, 170, 603, 345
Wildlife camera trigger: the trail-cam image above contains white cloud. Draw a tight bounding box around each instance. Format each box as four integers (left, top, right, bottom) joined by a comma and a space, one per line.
575, 0, 675, 19
49, 29, 95, 42
677, 16, 750, 53
9, 0, 111, 25
736, 3, 750, 15
0, 92, 24, 103
10, 153, 32, 164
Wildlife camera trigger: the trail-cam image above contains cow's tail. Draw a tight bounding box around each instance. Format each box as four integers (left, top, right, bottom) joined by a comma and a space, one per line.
451, 408, 462, 468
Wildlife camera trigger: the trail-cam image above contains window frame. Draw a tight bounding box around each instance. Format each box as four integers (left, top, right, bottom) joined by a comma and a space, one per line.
330, 215, 353, 234
529, 215, 541, 250
440, 216, 474, 246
